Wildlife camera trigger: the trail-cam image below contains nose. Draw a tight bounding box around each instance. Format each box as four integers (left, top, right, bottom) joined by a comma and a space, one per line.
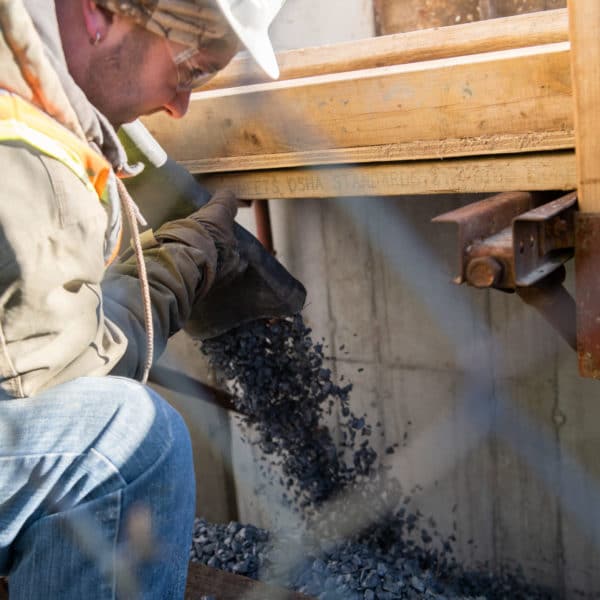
163, 90, 191, 118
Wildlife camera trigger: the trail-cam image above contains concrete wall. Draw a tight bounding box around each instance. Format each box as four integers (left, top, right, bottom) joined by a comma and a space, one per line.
158, 1, 600, 597
262, 195, 600, 597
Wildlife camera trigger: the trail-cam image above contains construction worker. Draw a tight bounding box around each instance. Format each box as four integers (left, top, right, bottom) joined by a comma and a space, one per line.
0, 0, 285, 598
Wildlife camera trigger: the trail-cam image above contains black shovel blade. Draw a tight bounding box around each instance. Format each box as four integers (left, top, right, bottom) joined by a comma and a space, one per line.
186, 223, 306, 340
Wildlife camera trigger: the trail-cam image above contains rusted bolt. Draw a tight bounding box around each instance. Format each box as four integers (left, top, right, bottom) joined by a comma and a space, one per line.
466, 257, 503, 288
552, 218, 569, 236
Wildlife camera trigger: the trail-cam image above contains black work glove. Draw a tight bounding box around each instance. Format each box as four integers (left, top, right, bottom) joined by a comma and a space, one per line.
188, 189, 246, 286
155, 189, 246, 297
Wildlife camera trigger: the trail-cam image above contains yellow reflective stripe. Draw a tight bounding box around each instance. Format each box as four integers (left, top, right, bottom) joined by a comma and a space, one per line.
0, 118, 95, 193
0, 93, 120, 265
0, 93, 111, 199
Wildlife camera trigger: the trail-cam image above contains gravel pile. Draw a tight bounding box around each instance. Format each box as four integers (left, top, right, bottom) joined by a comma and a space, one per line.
289, 509, 555, 600
190, 518, 269, 579
195, 314, 557, 599
190, 511, 555, 599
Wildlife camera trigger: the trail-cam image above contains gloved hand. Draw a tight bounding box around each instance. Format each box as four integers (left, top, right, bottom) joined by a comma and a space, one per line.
154, 189, 246, 297
188, 189, 246, 286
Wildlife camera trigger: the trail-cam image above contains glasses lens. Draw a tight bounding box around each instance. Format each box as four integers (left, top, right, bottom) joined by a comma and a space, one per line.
172, 46, 218, 92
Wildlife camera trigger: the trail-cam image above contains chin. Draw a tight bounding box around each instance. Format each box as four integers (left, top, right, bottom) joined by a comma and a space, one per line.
110, 113, 141, 130
110, 105, 165, 129
117, 116, 138, 127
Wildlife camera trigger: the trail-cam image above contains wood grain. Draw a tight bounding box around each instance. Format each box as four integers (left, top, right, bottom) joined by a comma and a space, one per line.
144, 43, 573, 175
568, 1, 600, 213
376, 0, 482, 34
490, 0, 565, 18
185, 563, 313, 600
201, 8, 568, 90
375, 0, 566, 34
196, 152, 576, 200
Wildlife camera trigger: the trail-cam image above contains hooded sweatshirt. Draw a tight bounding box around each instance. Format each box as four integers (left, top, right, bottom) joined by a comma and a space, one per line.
0, 0, 214, 396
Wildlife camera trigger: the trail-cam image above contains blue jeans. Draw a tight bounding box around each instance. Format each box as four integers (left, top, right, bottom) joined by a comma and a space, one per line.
0, 376, 195, 599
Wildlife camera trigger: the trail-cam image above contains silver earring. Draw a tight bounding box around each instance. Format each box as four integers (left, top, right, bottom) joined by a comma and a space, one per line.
91, 31, 101, 46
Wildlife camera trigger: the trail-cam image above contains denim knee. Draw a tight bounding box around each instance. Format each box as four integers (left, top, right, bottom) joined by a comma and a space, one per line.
86, 377, 194, 488
0, 376, 194, 513
0, 376, 196, 598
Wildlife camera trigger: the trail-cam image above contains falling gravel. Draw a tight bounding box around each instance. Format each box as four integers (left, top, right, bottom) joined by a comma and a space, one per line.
195, 314, 557, 599
201, 314, 378, 513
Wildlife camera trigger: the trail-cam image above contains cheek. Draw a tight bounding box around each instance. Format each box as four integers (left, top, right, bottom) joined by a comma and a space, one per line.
135, 64, 178, 110
133, 37, 178, 98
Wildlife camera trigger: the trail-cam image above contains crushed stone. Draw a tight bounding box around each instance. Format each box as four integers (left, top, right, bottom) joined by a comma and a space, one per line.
193, 315, 557, 599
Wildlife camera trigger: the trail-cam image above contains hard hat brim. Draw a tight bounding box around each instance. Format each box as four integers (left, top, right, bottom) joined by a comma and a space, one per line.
214, 0, 280, 79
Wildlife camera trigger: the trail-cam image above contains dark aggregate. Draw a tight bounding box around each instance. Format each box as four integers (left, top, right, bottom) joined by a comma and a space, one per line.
195, 315, 558, 599
190, 512, 555, 600
201, 314, 379, 512
190, 518, 270, 579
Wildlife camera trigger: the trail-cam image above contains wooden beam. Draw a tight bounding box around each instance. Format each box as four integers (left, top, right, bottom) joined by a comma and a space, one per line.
569, 0, 600, 378
144, 43, 573, 175
568, 1, 600, 213
375, 0, 482, 34
201, 8, 568, 90
374, 0, 565, 35
490, 0, 566, 19
185, 563, 313, 600
196, 152, 576, 200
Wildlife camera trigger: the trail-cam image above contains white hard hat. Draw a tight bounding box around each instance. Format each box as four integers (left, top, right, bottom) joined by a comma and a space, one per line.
214, 0, 286, 79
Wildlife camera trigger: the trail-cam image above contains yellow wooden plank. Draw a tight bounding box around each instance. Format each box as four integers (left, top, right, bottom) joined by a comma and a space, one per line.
375, 0, 565, 35
490, 0, 566, 19
196, 152, 575, 200
570, 1, 600, 377
375, 0, 483, 33
144, 43, 573, 174
568, 1, 600, 212
174, 129, 572, 175
185, 563, 312, 600
202, 8, 568, 90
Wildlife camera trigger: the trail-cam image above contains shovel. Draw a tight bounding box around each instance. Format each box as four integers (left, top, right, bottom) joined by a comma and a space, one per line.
120, 120, 306, 340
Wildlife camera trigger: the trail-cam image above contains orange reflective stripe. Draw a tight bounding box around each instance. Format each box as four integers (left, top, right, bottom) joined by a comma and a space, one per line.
0, 93, 111, 198
0, 92, 121, 265
104, 225, 123, 267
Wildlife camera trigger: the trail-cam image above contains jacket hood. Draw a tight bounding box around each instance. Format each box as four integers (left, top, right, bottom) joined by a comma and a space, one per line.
11, 0, 133, 172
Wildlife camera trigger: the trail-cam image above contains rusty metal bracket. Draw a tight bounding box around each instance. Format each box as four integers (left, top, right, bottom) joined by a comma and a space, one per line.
433, 191, 578, 349
432, 191, 538, 286
513, 192, 577, 287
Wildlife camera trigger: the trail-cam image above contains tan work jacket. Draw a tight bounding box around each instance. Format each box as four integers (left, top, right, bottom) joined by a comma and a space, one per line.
0, 0, 212, 397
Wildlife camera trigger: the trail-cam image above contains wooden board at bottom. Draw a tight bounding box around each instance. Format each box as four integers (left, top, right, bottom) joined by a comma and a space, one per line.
374, 0, 565, 35
0, 567, 311, 600
186, 563, 313, 600
197, 152, 576, 200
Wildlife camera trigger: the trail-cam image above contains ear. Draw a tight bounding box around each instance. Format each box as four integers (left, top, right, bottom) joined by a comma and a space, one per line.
81, 0, 112, 43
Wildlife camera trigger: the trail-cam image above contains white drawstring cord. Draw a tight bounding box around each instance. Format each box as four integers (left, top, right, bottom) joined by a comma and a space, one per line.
116, 177, 154, 385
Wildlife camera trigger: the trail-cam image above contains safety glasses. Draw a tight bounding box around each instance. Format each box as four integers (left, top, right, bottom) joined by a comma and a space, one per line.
166, 43, 218, 92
